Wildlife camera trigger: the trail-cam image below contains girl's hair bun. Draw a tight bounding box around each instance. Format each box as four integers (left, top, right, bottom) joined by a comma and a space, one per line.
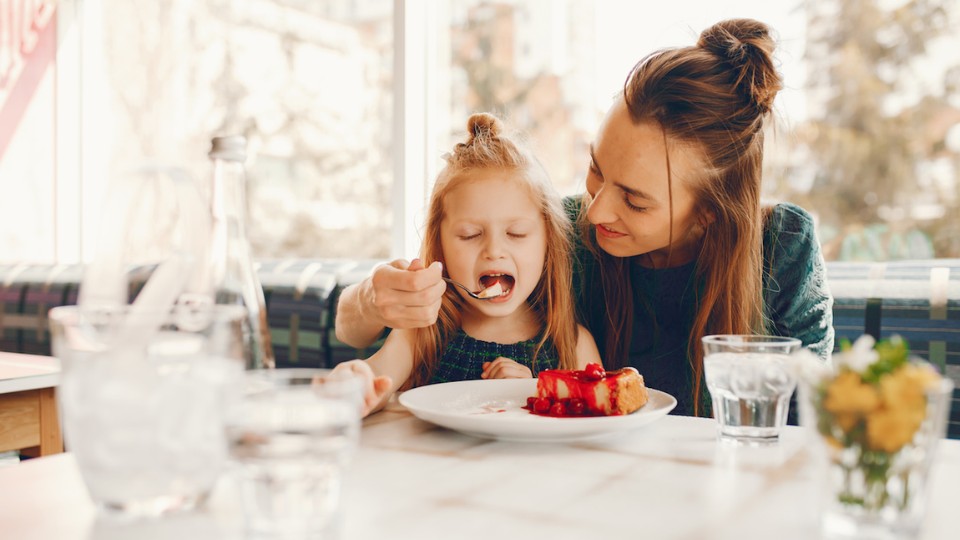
467, 112, 503, 141
697, 18, 782, 113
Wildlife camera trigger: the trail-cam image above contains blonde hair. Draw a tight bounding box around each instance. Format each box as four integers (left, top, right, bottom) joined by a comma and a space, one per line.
409, 112, 579, 387
578, 19, 783, 415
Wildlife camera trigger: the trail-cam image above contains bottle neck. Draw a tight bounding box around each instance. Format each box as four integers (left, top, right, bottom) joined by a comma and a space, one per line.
211, 158, 247, 231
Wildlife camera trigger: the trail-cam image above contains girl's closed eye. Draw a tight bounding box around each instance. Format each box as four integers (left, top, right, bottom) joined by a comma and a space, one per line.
456, 229, 481, 240
507, 231, 528, 239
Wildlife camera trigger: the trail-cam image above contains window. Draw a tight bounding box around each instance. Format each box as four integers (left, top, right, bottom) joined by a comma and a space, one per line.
435, 0, 960, 261
4, 0, 396, 264
88, 0, 396, 260
3, 0, 959, 264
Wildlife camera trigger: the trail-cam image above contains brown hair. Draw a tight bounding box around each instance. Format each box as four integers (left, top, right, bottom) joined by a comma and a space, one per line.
579, 19, 783, 415
410, 112, 579, 387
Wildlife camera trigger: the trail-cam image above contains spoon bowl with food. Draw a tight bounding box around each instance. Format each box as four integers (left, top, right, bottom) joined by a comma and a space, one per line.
442, 277, 508, 300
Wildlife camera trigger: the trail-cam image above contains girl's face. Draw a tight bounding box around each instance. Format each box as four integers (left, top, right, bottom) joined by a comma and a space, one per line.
440, 169, 547, 318
585, 100, 705, 267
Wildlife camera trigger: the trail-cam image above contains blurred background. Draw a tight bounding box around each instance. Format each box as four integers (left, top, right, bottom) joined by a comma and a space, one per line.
2, 0, 958, 264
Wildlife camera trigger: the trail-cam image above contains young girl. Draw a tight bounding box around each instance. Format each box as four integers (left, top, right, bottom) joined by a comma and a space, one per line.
334, 113, 601, 416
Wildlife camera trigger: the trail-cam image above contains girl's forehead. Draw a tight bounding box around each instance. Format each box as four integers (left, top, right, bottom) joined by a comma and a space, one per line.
442, 172, 543, 222
446, 169, 539, 200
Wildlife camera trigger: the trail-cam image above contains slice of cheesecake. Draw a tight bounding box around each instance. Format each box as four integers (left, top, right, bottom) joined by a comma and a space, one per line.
529, 363, 649, 416
476, 281, 504, 299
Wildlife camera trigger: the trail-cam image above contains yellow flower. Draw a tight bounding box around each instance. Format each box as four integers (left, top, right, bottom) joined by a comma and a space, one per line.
823, 371, 880, 432
866, 408, 923, 453
879, 366, 928, 411
901, 363, 941, 392
864, 364, 939, 453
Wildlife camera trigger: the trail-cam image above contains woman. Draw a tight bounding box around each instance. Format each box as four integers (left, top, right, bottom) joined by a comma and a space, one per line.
335, 18, 833, 417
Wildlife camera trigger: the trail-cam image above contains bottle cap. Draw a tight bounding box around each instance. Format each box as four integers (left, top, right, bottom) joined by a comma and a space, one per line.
209, 135, 247, 161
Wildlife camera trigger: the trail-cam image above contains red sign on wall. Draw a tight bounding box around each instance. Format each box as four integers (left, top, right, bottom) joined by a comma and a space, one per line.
0, 0, 56, 159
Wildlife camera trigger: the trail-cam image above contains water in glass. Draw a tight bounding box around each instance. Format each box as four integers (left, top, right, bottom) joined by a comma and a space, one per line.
225, 369, 362, 536
702, 335, 801, 445
50, 305, 245, 516
705, 352, 796, 442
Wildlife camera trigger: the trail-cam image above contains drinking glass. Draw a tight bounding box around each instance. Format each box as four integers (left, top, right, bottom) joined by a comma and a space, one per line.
49, 304, 245, 516
702, 334, 802, 445
224, 368, 363, 537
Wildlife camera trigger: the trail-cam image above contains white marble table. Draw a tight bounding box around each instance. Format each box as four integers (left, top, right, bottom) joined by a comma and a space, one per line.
1, 403, 958, 540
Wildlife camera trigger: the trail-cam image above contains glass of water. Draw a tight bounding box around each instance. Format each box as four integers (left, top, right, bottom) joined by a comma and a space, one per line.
225, 368, 363, 537
49, 304, 246, 516
703, 335, 802, 445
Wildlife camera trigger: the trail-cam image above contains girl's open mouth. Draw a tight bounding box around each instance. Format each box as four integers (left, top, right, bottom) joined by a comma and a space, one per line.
478, 273, 515, 299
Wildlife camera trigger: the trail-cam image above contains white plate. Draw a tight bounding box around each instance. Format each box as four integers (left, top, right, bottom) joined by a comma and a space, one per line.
398, 379, 677, 442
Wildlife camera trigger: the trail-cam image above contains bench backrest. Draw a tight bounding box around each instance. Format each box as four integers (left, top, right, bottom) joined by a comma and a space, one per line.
2, 259, 958, 438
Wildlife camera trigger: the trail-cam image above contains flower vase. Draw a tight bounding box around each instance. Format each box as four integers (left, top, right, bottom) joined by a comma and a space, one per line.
799, 336, 953, 539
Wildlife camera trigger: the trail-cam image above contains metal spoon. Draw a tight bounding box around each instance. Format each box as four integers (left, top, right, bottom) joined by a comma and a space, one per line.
443, 277, 503, 300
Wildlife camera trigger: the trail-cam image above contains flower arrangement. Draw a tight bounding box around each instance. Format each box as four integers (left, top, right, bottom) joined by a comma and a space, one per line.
803, 334, 951, 531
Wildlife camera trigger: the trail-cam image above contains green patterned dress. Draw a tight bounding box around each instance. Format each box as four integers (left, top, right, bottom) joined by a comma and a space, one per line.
427, 330, 559, 385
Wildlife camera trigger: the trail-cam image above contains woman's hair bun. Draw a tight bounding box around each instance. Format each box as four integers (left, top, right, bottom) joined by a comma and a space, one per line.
467, 112, 503, 141
697, 18, 782, 113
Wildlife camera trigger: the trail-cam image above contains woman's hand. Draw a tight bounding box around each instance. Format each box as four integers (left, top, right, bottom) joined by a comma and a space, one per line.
364, 258, 446, 329
331, 360, 393, 417
481, 356, 533, 379
334, 258, 446, 349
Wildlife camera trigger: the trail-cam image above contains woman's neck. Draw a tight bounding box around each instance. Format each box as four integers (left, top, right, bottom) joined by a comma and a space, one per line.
635, 235, 702, 269
459, 303, 540, 344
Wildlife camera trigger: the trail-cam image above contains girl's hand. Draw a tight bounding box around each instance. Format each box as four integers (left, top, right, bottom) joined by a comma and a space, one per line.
481, 356, 532, 379
331, 360, 393, 417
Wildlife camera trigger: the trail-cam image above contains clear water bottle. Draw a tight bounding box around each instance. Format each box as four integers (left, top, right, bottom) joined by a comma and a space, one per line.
207, 135, 275, 369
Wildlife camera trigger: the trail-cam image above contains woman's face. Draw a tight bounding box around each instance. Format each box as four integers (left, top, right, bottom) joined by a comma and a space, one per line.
585, 99, 705, 266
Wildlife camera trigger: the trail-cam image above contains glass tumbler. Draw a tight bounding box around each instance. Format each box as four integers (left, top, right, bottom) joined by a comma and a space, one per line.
703, 334, 802, 445
224, 368, 364, 537
49, 304, 245, 516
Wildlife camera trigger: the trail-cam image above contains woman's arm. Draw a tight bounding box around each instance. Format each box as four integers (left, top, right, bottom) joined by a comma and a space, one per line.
334, 281, 389, 349
763, 203, 835, 361
334, 259, 446, 348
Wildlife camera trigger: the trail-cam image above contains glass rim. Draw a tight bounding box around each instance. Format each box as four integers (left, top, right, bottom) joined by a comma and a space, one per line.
48, 303, 247, 323
244, 367, 339, 379
701, 334, 802, 346
241, 367, 364, 386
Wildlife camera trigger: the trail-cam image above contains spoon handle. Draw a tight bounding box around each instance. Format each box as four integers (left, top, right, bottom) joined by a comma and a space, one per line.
442, 277, 487, 300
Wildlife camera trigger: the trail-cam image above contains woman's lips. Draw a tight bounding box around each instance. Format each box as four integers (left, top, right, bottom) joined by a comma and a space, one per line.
595, 224, 626, 239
